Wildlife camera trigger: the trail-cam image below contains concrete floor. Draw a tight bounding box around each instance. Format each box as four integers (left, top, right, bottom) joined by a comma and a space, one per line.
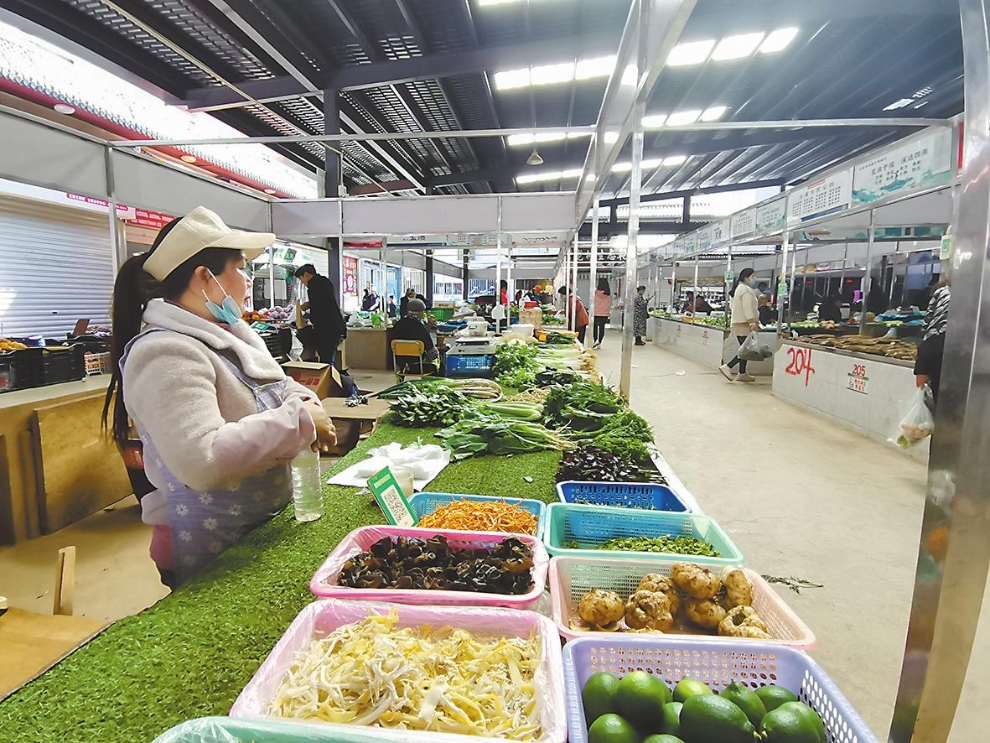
0, 343, 985, 739
591, 333, 988, 742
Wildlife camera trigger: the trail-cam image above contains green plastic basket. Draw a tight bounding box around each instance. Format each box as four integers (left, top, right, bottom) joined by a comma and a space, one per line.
543, 502, 743, 567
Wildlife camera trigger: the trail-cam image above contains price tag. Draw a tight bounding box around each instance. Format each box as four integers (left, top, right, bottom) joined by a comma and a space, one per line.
724, 270, 734, 282
940, 234, 953, 260
777, 282, 789, 299
368, 467, 418, 527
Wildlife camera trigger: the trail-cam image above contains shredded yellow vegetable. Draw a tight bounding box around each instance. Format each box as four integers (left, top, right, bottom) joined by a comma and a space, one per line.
269, 609, 543, 740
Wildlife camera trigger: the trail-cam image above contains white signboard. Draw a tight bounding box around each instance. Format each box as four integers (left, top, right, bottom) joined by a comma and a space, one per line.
852, 129, 954, 206
755, 197, 786, 234
731, 207, 757, 238
682, 233, 697, 254
787, 169, 853, 225
712, 218, 732, 245
697, 226, 714, 251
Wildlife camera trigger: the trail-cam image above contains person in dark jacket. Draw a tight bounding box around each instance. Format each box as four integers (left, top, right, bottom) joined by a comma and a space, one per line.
399, 288, 430, 317
386, 294, 398, 318
390, 298, 440, 373
295, 264, 346, 367
818, 295, 843, 324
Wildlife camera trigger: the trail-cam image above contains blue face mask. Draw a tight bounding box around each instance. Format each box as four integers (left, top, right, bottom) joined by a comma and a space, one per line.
203, 270, 243, 325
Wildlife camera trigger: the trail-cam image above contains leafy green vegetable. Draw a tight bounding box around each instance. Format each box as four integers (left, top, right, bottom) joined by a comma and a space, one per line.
578, 535, 720, 557
390, 388, 475, 427
544, 381, 624, 431
437, 414, 572, 460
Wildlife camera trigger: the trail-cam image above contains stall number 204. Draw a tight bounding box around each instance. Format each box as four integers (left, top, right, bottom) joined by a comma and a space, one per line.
785, 347, 816, 387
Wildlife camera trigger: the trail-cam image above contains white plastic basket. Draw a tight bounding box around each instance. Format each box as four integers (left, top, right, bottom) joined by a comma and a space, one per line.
548, 555, 816, 648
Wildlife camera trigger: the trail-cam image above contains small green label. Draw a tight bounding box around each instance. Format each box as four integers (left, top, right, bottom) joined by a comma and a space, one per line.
777, 282, 789, 299
368, 467, 418, 527
939, 234, 953, 260
724, 270, 734, 282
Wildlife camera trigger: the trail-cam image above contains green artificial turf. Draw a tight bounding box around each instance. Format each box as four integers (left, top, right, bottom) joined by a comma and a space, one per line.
0, 422, 561, 743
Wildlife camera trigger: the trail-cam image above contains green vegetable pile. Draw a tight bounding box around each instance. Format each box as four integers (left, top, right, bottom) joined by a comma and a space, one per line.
390, 387, 473, 427
492, 342, 540, 388
544, 382, 654, 463
590, 535, 720, 557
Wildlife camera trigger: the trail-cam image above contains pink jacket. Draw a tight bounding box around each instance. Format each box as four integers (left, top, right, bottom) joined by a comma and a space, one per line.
594, 290, 612, 317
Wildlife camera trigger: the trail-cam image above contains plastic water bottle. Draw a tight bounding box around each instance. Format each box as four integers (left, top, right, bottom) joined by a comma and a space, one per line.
291, 446, 324, 522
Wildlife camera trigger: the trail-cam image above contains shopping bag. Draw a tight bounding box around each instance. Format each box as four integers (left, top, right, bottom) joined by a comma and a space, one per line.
890, 385, 935, 449
737, 331, 763, 361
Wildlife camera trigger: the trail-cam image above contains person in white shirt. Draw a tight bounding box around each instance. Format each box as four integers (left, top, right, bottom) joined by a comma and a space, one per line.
720, 268, 760, 383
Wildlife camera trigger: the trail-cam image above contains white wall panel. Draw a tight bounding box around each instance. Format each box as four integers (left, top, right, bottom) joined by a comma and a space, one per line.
110, 151, 270, 231
500, 193, 574, 232
0, 113, 106, 198
273, 200, 342, 236
343, 196, 498, 235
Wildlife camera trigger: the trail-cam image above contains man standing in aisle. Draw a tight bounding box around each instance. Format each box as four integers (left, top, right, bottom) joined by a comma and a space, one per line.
295, 264, 346, 368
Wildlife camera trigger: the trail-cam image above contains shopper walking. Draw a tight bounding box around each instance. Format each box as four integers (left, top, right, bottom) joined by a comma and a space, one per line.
634, 285, 650, 346
720, 267, 760, 382
592, 277, 612, 348
295, 263, 347, 367
103, 207, 336, 588
558, 286, 590, 345
914, 277, 950, 404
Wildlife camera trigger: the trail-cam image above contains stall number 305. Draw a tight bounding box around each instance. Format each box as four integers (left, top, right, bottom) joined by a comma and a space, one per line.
785, 347, 816, 387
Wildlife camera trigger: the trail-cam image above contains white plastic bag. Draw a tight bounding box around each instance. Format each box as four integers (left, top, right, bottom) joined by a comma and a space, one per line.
737, 331, 763, 361
890, 385, 935, 449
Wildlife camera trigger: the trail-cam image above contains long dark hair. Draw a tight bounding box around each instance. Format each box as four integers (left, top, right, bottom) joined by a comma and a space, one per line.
101, 217, 242, 446
729, 267, 755, 298
597, 277, 611, 295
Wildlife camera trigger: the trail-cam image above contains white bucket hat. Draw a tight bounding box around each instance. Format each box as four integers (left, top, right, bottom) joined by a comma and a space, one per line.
143, 206, 276, 281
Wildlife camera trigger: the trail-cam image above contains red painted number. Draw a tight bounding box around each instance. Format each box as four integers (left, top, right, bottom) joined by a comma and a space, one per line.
785, 347, 816, 387
852, 364, 866, 378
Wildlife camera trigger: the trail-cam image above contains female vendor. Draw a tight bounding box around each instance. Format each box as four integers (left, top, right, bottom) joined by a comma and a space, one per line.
103, 207, 336, 588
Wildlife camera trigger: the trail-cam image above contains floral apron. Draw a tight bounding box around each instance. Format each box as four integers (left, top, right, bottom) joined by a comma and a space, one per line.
121, 327, 293, 585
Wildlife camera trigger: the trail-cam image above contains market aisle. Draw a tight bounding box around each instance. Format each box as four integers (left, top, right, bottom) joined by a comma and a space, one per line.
591, 332, 988, 741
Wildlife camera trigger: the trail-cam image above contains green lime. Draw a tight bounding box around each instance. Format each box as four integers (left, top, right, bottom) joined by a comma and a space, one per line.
583, 672, 621, 724
616, 671, 671, 732
755, 685, 799, 712
760, 704, 821, 743
643, 735, 686, 743
679, 694, 756, 743
588, 713, 641, 743
672, 677, 714, 703
776, 702, 826, 743
720, 681, 768, 727
658, 701, 683, 736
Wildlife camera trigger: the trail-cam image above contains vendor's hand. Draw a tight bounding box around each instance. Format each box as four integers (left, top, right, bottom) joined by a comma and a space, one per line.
750, 323, 759, 331
305, 401, 337, 452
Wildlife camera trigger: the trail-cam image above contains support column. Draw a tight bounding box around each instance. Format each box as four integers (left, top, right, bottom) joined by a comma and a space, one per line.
777, 232, 790, 331
323, 90, 341, 198
619, 99, 645, 398
681, 196, 691, 229
462, 249, 469, 301
858, 211, 876, 334
425, 250, 435, 307
327, 238, 342, 303
890, 2, 990, 738
589, 197, 600, 330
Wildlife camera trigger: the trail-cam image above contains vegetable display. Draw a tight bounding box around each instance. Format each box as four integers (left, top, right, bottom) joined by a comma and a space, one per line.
437, 415, 572, 460
417, 499, 539, 535
270, 609, 543, 740
567, 565, 775, 640
584, 536, 720, 557
556, 446, 666, 485
390, 387, 474, 427
377, 377, 502, 401
336, 535, 535, 595
581, 671, 826, 743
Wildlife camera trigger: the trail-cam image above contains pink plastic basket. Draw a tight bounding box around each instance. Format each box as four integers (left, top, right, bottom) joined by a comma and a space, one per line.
231, 598, 568, 743
549, 556, 816, 648
563, 637, 877, 743
309, 525, 550, 609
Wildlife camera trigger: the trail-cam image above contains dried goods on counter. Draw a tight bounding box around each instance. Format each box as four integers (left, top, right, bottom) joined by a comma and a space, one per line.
270, 609, 543, 740
417, 499, 539, 535
578, 589, 625, 630
799, 334, 918, 361
0, 338, 28, 351
719, 605, 771, 639
336, 535, 535, 595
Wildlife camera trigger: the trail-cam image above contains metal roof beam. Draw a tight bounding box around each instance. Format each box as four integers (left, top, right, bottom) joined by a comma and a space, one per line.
600, 179, 786, 208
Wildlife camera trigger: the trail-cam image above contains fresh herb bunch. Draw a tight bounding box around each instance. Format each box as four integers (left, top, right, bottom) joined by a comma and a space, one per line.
493, 342, 541, 387
542, 331, 577, 346
437, 414, 572, 460
390, 388, 475, 427
544, 381, 623, 431
593, 535, 720, 557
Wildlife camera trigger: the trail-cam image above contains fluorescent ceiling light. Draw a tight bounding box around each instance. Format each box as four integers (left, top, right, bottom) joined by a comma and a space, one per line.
643, 114, 667, 128
759, 27, 799, 54
180, 154, 198, 163
883, 98, 914, 111
506, 131, 589, 147
560, 169, 583, 178
913, 86, 933, 99
667, 109, 702, 126
663, 155, 688, 166
700, 105, 728, 122
712, 32, 765, 61
641, 158, 665, 169
53, 103, 75, 115
667, 39, 715, 67
604, 130, 619, 144
611, 162, 632, 173
575, 55, 617, 80
493, 55, 616, 91
516, 169, 581, 184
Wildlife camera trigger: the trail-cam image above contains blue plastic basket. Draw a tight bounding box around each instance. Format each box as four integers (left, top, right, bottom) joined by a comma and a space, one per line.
543, 502, 743, 567
563, 637, 878, 743
445, 354, 494, 377
407, 492, 547, 537
556, 480, 689, 512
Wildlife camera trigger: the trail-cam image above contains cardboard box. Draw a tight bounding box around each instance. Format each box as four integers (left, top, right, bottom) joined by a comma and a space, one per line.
282, 361, 343, 399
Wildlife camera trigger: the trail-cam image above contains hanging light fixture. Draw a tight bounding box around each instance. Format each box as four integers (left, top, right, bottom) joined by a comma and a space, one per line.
526, 148, 544, 166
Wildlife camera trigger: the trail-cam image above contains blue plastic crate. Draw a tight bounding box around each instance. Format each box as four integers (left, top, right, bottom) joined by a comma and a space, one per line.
445, 353, 494, 377
556, 480, 689, 512
543, 502, 743, 567
407, 492, 546, 538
